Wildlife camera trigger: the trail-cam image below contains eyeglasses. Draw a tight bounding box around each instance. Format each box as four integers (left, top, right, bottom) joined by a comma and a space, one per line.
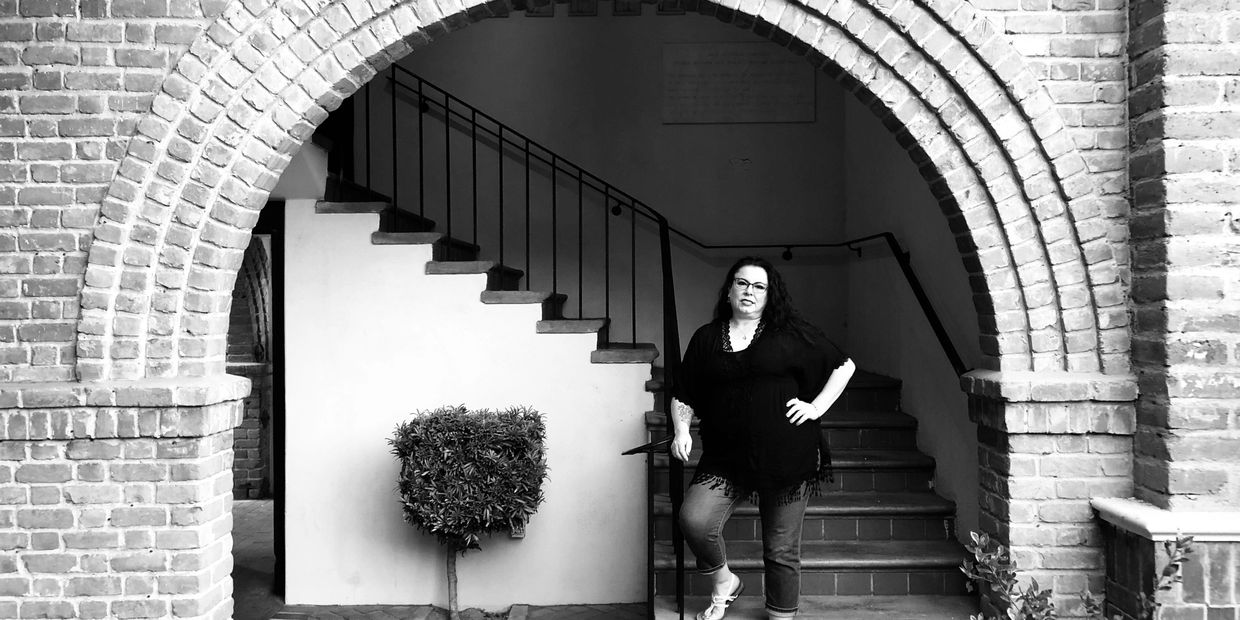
733, 278, 768, 294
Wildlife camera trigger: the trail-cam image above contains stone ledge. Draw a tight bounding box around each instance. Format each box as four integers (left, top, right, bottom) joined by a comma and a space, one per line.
1092, 497, 1240, 542
962, 370, 1138, 402
0, 375, 252, 409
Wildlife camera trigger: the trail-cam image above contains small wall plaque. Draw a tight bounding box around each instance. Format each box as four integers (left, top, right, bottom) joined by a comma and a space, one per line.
613, 0, 642, 16
662, 42, 816, 124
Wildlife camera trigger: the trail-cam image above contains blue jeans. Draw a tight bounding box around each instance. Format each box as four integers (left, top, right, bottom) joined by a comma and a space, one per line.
679, 477, 811, 617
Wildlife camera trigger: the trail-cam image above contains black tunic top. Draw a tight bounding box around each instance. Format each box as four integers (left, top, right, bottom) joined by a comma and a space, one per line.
674, 320, 848, 495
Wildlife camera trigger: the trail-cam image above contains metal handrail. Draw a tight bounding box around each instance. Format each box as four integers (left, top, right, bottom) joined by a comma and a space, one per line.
321, 66, 969, 618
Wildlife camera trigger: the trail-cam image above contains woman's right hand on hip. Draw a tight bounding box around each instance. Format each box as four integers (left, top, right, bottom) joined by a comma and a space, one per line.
670, 432, 692, 462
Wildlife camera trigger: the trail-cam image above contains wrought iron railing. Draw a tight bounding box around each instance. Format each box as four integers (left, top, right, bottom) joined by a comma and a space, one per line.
318, 65, 968, 618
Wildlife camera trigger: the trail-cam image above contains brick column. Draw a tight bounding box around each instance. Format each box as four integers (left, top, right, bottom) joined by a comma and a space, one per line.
1118, 0, 1240, 615
964, 371, 1137, 617
0, 376, 248, 619
1129, 0, 1240, 510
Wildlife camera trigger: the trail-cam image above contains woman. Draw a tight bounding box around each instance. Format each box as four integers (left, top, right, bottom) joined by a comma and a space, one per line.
671, 257, 856, 620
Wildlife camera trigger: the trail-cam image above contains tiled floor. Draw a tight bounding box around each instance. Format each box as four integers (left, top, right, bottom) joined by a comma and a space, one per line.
233, 499, 285, 620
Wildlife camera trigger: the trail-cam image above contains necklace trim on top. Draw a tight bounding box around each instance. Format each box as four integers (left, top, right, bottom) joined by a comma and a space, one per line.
722, 318, 764, 352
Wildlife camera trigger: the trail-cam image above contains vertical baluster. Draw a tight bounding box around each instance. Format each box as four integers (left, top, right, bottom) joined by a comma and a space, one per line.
365, 82, 371, 192
551, 155, 557, 298
391, 66, 398, 211
577, 169, 583, 318
524, 141, 530, 291
444, 90, 451, 244
604, 186, 610, 325
471, 110, 477, 246
498, 127, 504, 267
630, 202, 636, 345
417, 79, 425, 217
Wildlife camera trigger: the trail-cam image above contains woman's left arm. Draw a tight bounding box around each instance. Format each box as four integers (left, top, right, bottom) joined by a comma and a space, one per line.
786, 358, 857, 426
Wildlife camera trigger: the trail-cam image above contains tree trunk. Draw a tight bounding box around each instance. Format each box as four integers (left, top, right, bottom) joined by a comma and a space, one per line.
447, 548, 460, 620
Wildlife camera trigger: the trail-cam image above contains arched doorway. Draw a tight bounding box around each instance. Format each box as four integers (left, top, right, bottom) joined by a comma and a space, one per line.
72, 0, 1136, 613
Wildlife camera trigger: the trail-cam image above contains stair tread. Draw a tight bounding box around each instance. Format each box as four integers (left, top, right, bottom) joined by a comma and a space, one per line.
537, 319, 609, 334
592, 343, 659, 363
654, 595, 977, 619
425, 260, 519, 275
371, 232, 444, 245
645, 409, 916, 429
654, 539, 965, 570
652, 491, 955, 517
480, 291, 567, 303
654, 449, 935, 470
316, 200, 389, 214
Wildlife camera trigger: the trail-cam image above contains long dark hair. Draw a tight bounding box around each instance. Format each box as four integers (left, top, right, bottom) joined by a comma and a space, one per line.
712, 256, 824, 345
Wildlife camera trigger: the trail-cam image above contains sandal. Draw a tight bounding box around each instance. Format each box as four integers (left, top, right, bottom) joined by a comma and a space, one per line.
696, 574, 744, 620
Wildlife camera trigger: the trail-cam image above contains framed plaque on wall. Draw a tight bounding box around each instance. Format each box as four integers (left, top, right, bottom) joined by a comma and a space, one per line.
662, 42, 816, 124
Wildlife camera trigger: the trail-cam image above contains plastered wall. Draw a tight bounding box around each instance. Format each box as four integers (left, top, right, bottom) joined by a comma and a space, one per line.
281, 193, 652, 608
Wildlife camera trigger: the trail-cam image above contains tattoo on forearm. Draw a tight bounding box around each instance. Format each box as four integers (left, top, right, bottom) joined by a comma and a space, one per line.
674, 400, 694, 423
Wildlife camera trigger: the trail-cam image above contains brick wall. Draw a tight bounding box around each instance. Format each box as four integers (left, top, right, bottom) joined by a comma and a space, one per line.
0, 378, 245, 619
1128, 0, 1240, 510
225, 362, 269, 499
974, 0, 1130, 282
0, 0, 218, 384
1101, 525, 1240, 620
967, 371, 1137, 616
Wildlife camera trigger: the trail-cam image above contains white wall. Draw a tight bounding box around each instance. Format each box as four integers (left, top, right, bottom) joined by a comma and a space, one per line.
282, 196, 651, 607
841, 96, 982, 541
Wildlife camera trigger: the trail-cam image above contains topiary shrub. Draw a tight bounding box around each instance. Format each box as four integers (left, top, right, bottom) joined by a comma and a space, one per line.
390, 405, 548, 620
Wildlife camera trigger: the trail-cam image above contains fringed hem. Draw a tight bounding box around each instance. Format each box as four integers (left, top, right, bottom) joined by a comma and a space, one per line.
690, 467, 834, 507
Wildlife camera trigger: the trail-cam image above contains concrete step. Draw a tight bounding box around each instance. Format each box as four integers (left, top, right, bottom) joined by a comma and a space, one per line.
426, 260, 523, 290
654, 539, 969, 596
315, 200, 388, 214
371, 231, 479, 261
652, 492, 956, 543
652, 450, 935, 494
652, 491, 955, 518
591, 342, 659, 364
653, 595, 978, 619
480, 290, 567, 320
315, 200, 438, 233
645, 410, 919, 451
537, 319, 610, 348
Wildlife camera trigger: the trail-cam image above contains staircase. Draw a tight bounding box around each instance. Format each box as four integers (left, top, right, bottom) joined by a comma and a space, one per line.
646, 372, 977, 618
314, 179, 659, 366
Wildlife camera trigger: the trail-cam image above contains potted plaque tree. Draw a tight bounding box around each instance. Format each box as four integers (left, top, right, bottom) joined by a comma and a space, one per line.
390, 405, 548, 620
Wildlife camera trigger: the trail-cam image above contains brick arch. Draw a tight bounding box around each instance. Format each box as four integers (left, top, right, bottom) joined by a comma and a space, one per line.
76, 0, 1128, 381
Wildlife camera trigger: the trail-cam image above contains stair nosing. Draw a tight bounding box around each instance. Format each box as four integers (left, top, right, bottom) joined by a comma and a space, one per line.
645, 410, 917, 429
425, 260, 499, 275
371, 231, 444, 245
315, 200, 389, 214
652, 449, 935, 470
653, 539, 965, 570
651, 491, 955, 517
480, 291, 566, 304
536, 319, 609, 334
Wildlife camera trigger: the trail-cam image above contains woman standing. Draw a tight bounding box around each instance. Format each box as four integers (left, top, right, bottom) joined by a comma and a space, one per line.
671, 257, 856, 620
